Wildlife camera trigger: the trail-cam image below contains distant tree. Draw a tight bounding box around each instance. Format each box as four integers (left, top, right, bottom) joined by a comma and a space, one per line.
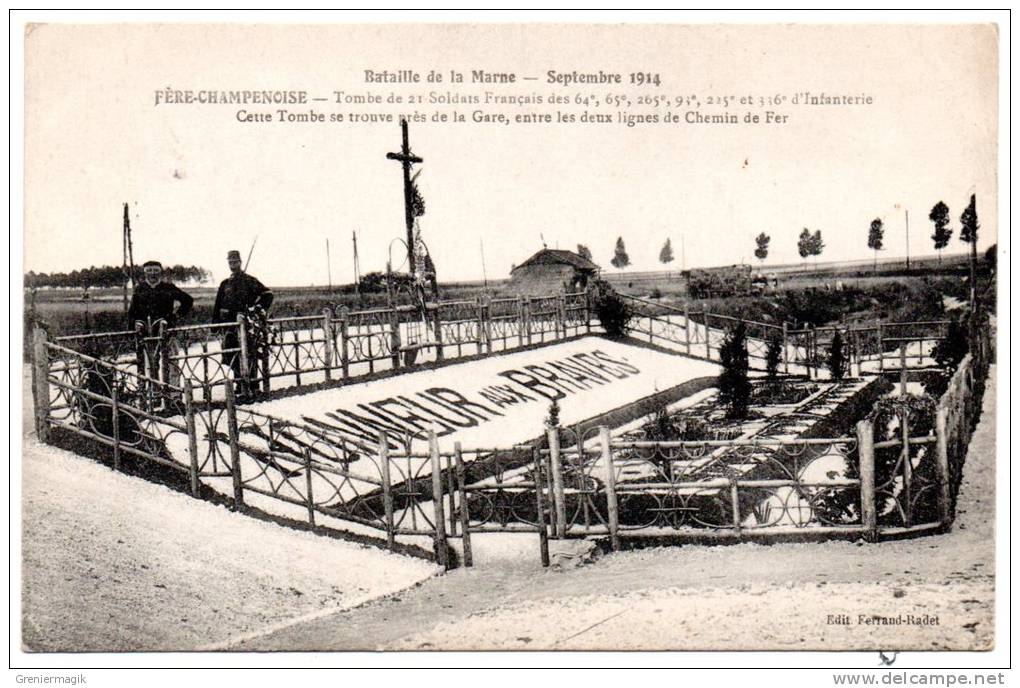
810, 229, 825, 265
754, 232, 770, 265
797, 228, 813, 271
610, 237, 630, 269
718, 322, 751, 419
960, 194, 979, 246
928, 201, 952, 266
867, 218, 884, 271
576, 244, 593, 262
659, 238, 674, 265
985, 243, 997, 270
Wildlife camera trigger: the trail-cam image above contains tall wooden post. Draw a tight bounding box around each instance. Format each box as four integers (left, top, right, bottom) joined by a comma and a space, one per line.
476, 297, 487, 354
934, 406, 952, 526
225, 382, 244, 508
31, 326, 51, 442
599, 426, 620, 552
339, 306, 350, 381
378, 432, 395, 549
900, 407, 913, 527
303, 448, 316, 527
532, 445, 550, 567
389, 305, 402, 371
584, 290, 592, 334
453, 442, 473, 567
428, 429, 449, 569
856, 419, 877, 540
183, 379, 201, 498
322, 308, 333, 382
546, 427, 567, 538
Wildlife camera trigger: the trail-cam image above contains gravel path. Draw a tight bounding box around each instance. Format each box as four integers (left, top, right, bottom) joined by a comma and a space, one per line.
234, 366, 996, 652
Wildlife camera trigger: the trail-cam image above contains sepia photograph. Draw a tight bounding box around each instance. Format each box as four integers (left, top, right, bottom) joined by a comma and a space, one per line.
11, 12, 1008, 678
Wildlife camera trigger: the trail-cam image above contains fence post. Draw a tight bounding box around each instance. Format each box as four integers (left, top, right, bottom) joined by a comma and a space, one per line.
483, 299, 492, 353
599, 426, 620, 552
935, 405, 952, 527
900, 406, 913, 527
877, 322, 885, 373
729, 478, 741, 536
532, 445, 550, 567
782, 322, 789, 375
183, 379, 201, 498
322, 308, 333, 382
111, 384, 121, 472
389, 305, 402, 370
378, 432, 396, 549
557, 294, 567, 340
584, 290, 592, 334
303, 448, 316, 527
31, 325, 51, 443
235, 314, 250, 397
900, 343, 908, 396
523, 297, 532, 346
432, 305, 444, 362
856, 419, 877, 541
703, 310, 711, 360
453, 442, 473, 567
225, 382, 244, 508
546, 426, 567, 538
684, 304, 692, 355
338, 307, 350, 381
428, 429, 449, 569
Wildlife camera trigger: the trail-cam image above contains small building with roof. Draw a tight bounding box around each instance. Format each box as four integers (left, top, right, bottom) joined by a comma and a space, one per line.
508, 248, 601, 296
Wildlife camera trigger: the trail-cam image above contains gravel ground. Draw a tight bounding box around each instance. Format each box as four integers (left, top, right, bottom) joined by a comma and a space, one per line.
20, 439, 438, 652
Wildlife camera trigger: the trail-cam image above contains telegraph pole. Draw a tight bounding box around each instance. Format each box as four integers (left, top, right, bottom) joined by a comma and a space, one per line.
352, 230, 361, 298
326, 238, 332, 291
386, 118, 423, 277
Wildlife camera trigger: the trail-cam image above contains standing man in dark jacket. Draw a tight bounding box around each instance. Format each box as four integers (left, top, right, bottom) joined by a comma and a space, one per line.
129, 260, 194, 385
213, 250, 274, 394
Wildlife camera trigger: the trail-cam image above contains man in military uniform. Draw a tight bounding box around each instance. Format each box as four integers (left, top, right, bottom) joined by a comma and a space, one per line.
129, 260, 194, 384
213, 250, 274, 394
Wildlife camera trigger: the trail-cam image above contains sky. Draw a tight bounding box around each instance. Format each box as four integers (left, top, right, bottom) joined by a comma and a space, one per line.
23, 23, 998, 287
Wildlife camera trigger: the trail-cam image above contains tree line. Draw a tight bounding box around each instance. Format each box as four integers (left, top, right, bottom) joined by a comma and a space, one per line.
587, 194, 982, 272
25, 264, 212, 289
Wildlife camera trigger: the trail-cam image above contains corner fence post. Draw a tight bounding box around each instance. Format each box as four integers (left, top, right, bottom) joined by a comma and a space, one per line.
339, 306, 350, 381
378, 432, 396, 550
225, 382, 244, 508
584, 290, 592, 334
599, 426, 620, 552
856, 419, 877, 541
322, 308, 333, 382
453, 442, 473, 567
532, 445, 550, 567
428, 429, 449, 569
304, 448, 316, 527
935, 405, 951, 527
432, 305, 444, 362
547, 427, 567, 538
31, 326, 51, 443
183, 379, 201, 498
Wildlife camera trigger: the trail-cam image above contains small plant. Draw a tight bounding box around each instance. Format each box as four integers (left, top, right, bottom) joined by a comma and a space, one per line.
828, 330, 847, 381
931, 317, 969, 372
765, 334, 783, 382
545, 398, 561, 429
718, 321, 751, 419
587, 278, 632, 338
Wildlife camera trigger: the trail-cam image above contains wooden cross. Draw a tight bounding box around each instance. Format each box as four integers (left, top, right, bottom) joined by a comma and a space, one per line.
386, 118, 423, 276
